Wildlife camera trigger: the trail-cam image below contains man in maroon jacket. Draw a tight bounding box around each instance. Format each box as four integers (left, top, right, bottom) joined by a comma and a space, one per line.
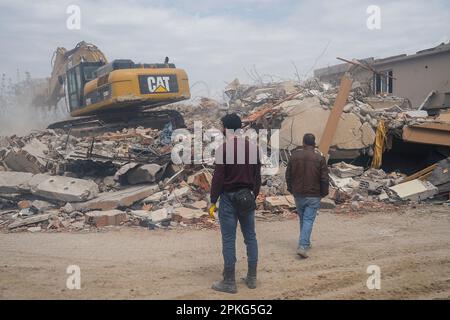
209, 113, 261, 294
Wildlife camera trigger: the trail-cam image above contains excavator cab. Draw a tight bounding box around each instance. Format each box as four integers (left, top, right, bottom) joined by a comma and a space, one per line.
66, 61, 105, 111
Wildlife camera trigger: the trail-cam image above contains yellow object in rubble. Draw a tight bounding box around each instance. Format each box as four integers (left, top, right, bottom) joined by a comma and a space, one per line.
371, 120, 387, 169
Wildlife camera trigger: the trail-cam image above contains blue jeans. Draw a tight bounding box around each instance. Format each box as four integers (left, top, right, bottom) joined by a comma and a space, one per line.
218, 192, 258, 268
294, 197, 321, 248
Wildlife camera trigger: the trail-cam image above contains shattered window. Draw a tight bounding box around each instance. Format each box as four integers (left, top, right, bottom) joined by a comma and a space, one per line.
375, 70, 393, 94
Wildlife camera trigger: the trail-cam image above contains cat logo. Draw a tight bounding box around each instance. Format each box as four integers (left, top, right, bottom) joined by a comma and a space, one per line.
139, 75, 179, 94
147, 76, 171, 93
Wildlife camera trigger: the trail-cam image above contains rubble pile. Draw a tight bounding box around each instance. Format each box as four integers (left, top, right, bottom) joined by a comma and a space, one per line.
1, 78, 449, 233
227, 78, 432, 158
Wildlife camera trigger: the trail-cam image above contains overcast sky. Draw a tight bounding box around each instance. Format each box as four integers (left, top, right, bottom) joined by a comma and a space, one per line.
0, 0, 449, 98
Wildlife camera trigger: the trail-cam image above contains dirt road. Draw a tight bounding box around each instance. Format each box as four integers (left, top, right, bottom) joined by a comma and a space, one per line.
1, 206, 449, 299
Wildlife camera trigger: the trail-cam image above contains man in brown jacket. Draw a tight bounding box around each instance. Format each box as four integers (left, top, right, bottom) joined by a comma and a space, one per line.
286, 133, 329, 258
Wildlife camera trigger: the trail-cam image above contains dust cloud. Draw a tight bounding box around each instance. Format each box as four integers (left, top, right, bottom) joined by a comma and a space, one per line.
0, 83, 69, 137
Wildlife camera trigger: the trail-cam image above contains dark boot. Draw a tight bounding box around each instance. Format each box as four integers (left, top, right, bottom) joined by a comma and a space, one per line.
243, 262, 257, 289
212, 266, 237, 294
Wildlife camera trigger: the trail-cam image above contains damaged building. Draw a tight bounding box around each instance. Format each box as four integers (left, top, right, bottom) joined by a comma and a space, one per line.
0, 54, 449, 233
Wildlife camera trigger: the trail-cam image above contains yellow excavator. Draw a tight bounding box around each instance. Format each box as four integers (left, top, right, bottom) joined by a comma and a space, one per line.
34, 41, 191, 135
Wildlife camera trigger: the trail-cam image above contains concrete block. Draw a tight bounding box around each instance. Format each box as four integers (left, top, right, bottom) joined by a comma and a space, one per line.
130, 207, 171, 223
187, 171, 212, 192
85, 210, 127, 227
168, 186, 191, 201
320, 198, 336, 209
73, 184, 160, 211
31, 200, 55, 212
8, 213, 53, 229
30, 175, 99, 203
142, 190, 167, 203
4, 139, 48, 174
191, 200, 208, 210
389, 179, 438, 201
0, 171, 33, 193
264, 195, 295, 208
173, 207, 205, 222
126, 164, 165, 185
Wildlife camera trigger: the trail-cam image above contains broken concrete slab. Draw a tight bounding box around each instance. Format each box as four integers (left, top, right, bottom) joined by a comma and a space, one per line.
30, 175, 99, 203
264, 195, 295, 208
3, 140, 48, 174
27, 226, 42, 233
360, 122, 376, 146
332, 113, 365, 149
31, 200, 55, 212
114, 163, 140, 182
141, 190, 168, 203
73, 184, 160, 212
332, 162, 364, 178
85, 210, 127, 227
8, 213, 53, 230
279, 98, 328, 149
130, 207, 172, 223
0, 171, 33, 193
168, 186, 191, 201
320, 198, 336, 209
389, 179, 438, 201
126, 164, 165, 185
427, 157, 450, 190
191, 200, 208, 210
173, 207, 205, 222
187, 171, 212, 192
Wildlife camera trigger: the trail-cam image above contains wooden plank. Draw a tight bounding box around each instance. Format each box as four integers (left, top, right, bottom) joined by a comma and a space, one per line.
403, 164, 438, 183
402, 124, 450, 147
318, 74, 353, 157
242, 91, 302, 123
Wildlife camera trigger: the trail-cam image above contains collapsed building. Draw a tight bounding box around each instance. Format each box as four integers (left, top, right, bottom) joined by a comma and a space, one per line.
0, 63, 449, 232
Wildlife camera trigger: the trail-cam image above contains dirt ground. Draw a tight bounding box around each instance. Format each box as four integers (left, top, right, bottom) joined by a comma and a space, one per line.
0, 205, 449, 300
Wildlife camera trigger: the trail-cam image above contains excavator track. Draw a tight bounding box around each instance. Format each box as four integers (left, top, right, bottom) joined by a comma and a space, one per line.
47, 109, 185, 137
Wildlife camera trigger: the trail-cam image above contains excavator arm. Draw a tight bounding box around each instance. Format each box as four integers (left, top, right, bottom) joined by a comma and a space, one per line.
33, 41, 107, 107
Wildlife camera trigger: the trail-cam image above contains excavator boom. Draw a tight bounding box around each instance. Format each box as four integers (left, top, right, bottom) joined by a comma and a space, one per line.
33, 41, 107, 107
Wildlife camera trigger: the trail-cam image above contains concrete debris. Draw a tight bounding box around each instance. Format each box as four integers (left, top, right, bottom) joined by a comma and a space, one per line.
1, 77, 448, 233
124, 164, 166, 185
3, 144, 48, 174
130, 207, 172, 223
30, 175, 99, 203
85, 210, 127, 227
30, 200, 55, 212
18, 200, 32, 209
0, 172, 33, 193
8, 213, 53, 230
331, 162, 364, 178
320, 198, 337, 209
142, 190, 168, 203
389, 179, 438, 201
173, 207, 205, 222
27, 226, 42, 233
427, 157, 450, 194
264, 195, 296, 208
72, 184, 160, 212
168, 186, 191, 201
187, 170, 212, 192
190, 200, 208, 210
